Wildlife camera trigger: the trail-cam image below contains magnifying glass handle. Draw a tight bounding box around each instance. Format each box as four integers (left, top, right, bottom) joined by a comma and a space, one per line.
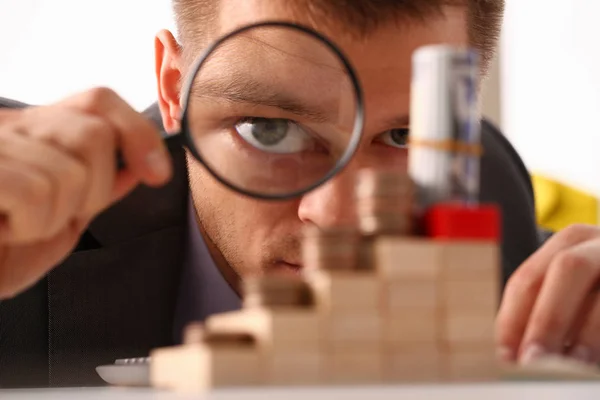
116, 132, 184, 170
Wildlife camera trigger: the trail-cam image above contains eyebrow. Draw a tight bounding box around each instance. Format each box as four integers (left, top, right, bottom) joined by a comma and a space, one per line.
190, 72, 333, 123
387, 115, 410, 127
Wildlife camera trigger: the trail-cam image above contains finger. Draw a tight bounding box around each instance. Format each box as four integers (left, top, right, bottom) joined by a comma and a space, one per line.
569, 292, 600, 364
0, 108, 18, 122
0, 220, 83, 299
32, 109, 119, 219
20, 107, 138, 219
496, 224, 598, 361
520, 237, 600, 362
58, 87, 172, 186
0, 159, 53, 243
0, 129, 86, 239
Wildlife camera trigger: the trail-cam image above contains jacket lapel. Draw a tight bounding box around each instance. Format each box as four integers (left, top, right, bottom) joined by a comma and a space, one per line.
46, 105, 190, 386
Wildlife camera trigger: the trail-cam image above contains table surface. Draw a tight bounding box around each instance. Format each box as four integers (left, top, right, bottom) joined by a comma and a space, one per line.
3, 383, 600, 400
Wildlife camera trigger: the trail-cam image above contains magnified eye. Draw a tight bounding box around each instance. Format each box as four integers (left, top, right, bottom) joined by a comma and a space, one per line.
379, 128, 410, 148
235, 117, 315, 154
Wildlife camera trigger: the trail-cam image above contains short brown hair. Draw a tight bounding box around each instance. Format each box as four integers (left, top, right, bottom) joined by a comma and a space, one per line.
172, 0, 504, 75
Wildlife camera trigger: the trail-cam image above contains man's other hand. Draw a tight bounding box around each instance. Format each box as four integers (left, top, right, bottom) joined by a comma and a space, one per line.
497, 223, 600, 365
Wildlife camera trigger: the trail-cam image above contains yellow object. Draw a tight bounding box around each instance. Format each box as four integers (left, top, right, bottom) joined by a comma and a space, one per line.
531, 174, 599, 231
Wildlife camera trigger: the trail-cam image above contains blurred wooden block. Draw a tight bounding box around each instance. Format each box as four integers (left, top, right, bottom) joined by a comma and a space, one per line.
441, 242, 500, 281
442, 279, 498, 314
205, 308, 321, 352
324, 349, 383, 384
243, 275, 318, 309
384, 347, 441, 382
383, 310, 438, 346
374, 238, 442, 280
443, 345, 498, 382
307, 270, 381, 311
384, 280, 438, 311
265, 351, 323, 386
443, 312, 495, 346
357, 236, 376, 271
327, 312, 382, 349
182, 322, 205, 345
150, 343, 262, 392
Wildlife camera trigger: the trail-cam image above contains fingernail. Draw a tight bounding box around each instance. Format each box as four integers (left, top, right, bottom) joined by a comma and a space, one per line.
146, 149, 171, 179
570, 345, 593, 364
497, 346, 516, 362
520, 343, 547, 365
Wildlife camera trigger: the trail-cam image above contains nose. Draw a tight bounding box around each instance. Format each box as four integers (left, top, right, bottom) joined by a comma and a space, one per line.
297, 161, 360, 229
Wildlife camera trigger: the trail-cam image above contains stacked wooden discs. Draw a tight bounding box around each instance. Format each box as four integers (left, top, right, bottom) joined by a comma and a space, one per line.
301, 225, 360, 271
242, 275, 315, 309
355, 168, 416, 236
204, 331, 256, 348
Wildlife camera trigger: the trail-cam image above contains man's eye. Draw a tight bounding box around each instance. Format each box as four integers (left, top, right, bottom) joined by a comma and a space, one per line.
379, 128, 410, 148
235, 117, 314, 154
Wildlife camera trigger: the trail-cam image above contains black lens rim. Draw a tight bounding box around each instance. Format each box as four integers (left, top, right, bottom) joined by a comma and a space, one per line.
179, 20, 365, 201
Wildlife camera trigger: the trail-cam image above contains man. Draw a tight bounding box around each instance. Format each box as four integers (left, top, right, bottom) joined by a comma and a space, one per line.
1, 0, 600, 388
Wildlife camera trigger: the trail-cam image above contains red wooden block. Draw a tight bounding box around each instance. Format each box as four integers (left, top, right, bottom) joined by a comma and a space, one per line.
425, 203, 501, 241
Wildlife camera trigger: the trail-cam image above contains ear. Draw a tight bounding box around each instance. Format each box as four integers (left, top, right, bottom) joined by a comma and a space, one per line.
155, 29, 183, 133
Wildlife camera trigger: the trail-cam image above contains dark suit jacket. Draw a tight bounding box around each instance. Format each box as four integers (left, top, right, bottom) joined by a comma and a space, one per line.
0, 97, 544, 388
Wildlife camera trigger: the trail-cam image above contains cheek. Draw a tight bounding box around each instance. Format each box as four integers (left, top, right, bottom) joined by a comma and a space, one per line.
375, 147, 409, 169
187, 155, 299, 237
355, 145, 409, 171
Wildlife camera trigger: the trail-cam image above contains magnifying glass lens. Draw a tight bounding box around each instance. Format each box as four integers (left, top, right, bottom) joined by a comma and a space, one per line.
184, 24, 361, 198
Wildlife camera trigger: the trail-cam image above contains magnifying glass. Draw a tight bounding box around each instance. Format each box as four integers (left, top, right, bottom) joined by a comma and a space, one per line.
127, 21, 364, 200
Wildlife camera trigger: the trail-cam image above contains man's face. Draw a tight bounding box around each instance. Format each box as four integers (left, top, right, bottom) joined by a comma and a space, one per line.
156, 0, 468, 285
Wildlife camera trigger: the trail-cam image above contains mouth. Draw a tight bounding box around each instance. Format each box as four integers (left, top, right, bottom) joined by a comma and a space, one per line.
271, 261, 302, 276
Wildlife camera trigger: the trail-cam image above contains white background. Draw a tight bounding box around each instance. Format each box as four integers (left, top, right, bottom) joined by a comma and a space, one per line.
0, 0, 175, 110
1, 0, 598, 196
501, 0, 600, 196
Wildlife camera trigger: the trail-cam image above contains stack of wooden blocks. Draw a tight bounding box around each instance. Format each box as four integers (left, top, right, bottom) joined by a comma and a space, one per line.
150, 200, 502, 392
373, 202, 501, 382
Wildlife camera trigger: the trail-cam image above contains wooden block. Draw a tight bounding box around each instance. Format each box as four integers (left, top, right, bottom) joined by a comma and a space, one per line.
150, 343, 262, 392
384, 347, 442, 382
306, 269, 381, 311
443, 345, 499, 382
441, 242, 500, 281
443, 312, 495, 346
243, 275, 317, 309
265, 351, 323, 385
206, 308, 321, 352
265, 309, 322, 351
442, 279, 499, 314
324, 349, 383, 384
383, 310, 438, 346
357, 236, 376, 271
384, 280, 438, 311
374, 237, 442, 280
182, 322, 205, 344
327, 312, 382, 348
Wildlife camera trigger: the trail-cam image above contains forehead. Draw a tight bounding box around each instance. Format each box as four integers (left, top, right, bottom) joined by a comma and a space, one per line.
206, 0, 468, 131
215, 1, 469, 60
214, 1, 468, 91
